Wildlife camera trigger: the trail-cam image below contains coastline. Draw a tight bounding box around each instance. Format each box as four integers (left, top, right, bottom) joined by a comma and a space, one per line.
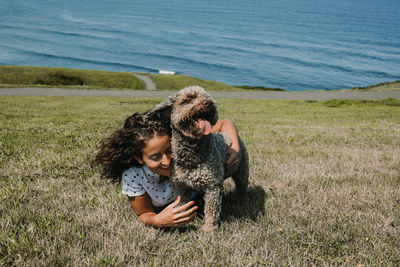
1, 65, 400, 94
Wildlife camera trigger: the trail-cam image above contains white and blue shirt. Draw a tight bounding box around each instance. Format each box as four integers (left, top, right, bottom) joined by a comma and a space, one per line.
121, 165, 174, 207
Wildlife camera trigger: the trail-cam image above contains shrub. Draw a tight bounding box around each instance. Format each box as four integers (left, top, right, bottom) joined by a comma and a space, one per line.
234, 85, 285, 91
34, 71, 85, 86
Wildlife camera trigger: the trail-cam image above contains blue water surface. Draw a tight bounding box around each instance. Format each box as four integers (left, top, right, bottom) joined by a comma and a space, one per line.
1, 0, 399, 90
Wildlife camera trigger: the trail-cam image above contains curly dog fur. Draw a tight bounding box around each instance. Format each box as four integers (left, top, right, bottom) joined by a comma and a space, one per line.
147, 86, 249, 232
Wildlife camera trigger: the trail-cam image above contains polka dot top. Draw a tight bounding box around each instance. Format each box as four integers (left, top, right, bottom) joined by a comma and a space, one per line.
121, 165, 174, 207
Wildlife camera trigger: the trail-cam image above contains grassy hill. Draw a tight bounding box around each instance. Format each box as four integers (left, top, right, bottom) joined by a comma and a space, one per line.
0, 65, 145, 90
148, 74, 284, 91
1, 65, 399, 91
353, 80, 400, 91
148, 73, 241, 91
1, 96, 399, 265
0, 65, 245, 91
0, 65, 285, 91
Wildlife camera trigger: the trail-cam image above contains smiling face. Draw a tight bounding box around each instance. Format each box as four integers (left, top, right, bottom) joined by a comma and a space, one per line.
135, 134, 172, 176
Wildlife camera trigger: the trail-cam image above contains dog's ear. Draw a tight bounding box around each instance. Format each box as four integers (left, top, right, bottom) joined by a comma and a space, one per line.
145, 94, 176, 123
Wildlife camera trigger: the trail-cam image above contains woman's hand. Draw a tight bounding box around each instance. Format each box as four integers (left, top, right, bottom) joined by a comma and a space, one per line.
154, 196, 198, 227
130, 194, 197, 228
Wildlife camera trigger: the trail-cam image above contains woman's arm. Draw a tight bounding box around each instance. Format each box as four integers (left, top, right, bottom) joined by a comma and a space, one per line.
128, 194, 198, 227
211, 119, 240, 170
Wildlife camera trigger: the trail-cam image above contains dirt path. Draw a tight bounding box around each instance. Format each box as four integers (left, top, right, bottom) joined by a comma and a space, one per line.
1, 87, 399, 100
131, 73, 156, 90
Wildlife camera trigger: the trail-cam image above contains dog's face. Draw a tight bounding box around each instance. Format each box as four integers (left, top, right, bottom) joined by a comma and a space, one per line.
171, 86, 218, 139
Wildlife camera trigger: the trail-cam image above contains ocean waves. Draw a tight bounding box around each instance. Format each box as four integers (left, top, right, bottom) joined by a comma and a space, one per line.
0, 44, 159, 73
1, 0, 400, 90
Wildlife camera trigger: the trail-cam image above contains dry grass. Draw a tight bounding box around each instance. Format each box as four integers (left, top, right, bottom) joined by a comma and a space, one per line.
353, 80, 400, 91
1, 96, 399, 266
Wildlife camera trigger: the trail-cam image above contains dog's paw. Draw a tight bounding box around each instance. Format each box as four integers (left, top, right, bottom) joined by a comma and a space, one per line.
201, 224, 218, 233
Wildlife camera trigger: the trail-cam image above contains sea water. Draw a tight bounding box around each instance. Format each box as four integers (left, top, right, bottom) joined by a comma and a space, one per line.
1, 0, 399, 91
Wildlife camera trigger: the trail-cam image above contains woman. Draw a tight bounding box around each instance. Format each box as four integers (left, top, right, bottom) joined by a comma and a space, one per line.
92, 112, 240, 228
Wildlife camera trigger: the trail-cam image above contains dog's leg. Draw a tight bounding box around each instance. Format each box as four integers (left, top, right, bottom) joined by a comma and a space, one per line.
232, 138, 249, 194
172, 183, 191, 205
201, 188, 222, 232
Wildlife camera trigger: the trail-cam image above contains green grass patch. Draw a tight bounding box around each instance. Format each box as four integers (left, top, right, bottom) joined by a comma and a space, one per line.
149, 74, 286, 91
323, 98, 400, 107
1, 97, 399, 265
0, 65, 145, 90
353, 80, 400, 91
2, 65, 398, 92
148, 73, 247, 91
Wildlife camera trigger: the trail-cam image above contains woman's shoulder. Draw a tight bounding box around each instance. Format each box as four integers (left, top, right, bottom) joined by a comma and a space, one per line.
122, 165, 145, 178
122, 165, 159, 182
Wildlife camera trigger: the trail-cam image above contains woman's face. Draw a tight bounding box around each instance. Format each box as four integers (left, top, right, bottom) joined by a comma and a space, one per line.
137, 134, 172, 176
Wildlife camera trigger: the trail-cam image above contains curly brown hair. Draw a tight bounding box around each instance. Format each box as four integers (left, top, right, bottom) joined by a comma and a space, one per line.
91, 112, 170, 183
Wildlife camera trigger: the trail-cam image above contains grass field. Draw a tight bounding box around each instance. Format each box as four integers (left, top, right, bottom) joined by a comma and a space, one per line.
1, 96, 399, 266
0, 65, 279, 92
353, 80, 400, 91
148, 74, 269, 91
2, 65, 400, 92
0, 66, 240, 91
0, 65, 145, 90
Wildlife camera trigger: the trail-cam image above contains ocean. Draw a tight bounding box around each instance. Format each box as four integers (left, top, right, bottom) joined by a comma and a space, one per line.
1, 0, 400, 91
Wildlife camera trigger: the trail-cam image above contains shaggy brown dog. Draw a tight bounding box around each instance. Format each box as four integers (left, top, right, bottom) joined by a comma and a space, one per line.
147, 86, 249, 232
